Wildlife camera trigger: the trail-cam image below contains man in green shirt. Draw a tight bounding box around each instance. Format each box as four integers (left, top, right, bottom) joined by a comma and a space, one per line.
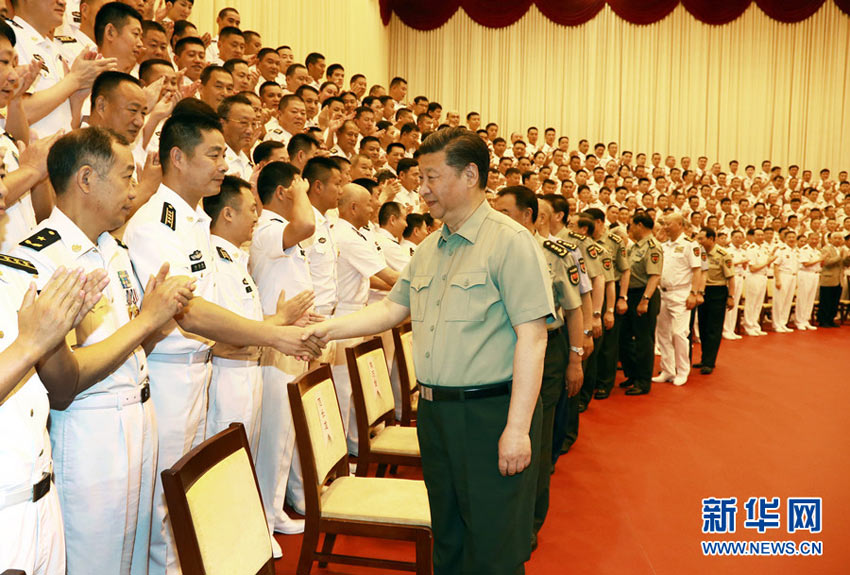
309, 127, 555, 574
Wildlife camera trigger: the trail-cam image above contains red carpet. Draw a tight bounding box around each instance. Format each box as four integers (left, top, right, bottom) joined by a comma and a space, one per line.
274, 327, 850, 574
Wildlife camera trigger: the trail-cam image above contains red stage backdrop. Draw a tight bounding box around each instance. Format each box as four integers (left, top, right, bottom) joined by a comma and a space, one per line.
380, 0, 850, 28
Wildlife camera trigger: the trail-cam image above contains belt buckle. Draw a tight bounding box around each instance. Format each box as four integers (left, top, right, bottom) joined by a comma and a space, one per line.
32, 472, 51, 503
420, 386, 433, 401
140, 382, 151, 404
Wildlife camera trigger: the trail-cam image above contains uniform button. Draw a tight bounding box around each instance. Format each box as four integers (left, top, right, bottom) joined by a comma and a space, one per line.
441, 274, 446, 280
30, 409, 34, 417
425, 352, 430, 358
436, 300, 440, 307
430, 325, 434, 332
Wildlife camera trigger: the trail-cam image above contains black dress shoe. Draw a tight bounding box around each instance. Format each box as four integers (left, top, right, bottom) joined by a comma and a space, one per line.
618, 379, 634, 388
625, 387, 649, 396
693, 363, 704, 369
578, 402, 588, 413
700, 366, 714, 375
594, 389, 610, 400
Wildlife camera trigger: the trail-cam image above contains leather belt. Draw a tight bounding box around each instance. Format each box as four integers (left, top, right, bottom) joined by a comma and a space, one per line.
418, 381, 511, 402
0, 472, 52, 510
148, 349, 212, 364
212, 356, 261, 368
67, 380, 151, 410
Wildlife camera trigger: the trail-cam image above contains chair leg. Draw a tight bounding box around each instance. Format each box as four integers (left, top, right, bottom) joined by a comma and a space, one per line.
376, 463, 388, 477
317, 533, 337, 568
355, 457, 369, 477
415, 531, 432, 575
389, 464, 399, 475
297, 523, 320, 575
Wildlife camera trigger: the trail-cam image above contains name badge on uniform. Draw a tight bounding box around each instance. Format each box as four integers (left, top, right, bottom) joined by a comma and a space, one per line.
675, 246, 684, 254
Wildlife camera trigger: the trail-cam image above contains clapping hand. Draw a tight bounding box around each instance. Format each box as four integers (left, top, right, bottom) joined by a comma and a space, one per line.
140, 263, 196, 325
17, 267, 87, 355
273, 289, 315, 326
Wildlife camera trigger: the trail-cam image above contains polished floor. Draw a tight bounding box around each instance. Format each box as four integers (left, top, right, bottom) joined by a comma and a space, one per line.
274, 325, 850, 574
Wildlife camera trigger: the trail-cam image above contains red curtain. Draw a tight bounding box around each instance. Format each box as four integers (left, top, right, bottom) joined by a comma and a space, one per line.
379, 0, 850, 29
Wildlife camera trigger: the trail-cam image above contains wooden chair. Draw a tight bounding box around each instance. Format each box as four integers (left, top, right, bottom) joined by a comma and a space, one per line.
288, 365, 431, 575
161, 423, 274, 575
761, 278, 775, 330
346, 338, 421, 478
392, 322, 419, 426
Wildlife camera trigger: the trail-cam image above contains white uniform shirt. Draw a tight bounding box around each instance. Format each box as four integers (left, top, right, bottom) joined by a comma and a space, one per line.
10, 16, 74, 137
728, 245, 748, 275
263, 118, 292, 145
334, 218, 386, 308
660, 234, 701, 289
12, 208, 148, 398
775, 245, 800, 275
399, 239, 417, 259
249, 209, 313, 316
211, 235, 262, 321
0, 128, 37, 252
746, 243, 770, 276
798, 245, 821, 273
225, 145, 253, 181
124, 184, 216, 354
394, 187, 420, 212
53, 22, 94, 64
302, 206, 338, 311
0, 255, 53, 492
374, 227, 410, 271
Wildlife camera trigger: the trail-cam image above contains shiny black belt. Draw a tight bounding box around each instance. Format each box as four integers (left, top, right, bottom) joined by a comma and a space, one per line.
33, 472, 52, 503
418, 381, 512, 402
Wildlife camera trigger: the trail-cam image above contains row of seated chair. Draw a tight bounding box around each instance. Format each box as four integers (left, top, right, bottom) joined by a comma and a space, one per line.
159, 324, 432, 575
730, 277, 850, 332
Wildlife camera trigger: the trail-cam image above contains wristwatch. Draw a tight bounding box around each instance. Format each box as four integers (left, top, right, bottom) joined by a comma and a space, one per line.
592, 311, 602, 318
583, 329, 593, 336
618, 295, 627, 300
641, 295, 650, 300
607, 307, 615, 314
569, 345, 585, 357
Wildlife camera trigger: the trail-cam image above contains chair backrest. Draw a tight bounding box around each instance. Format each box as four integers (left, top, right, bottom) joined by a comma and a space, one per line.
346, 338, 396, 430
288, 365, 349, 515
161, 423, 273, 575
393, 322, 417, 393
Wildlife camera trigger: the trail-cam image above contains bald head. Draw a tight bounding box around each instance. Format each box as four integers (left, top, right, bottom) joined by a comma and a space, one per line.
339, 183, 372, 228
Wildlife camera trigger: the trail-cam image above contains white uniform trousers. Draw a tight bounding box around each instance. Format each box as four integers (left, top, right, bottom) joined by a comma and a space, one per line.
206, 358, 263, 455
51, 396, 158, 575
0, 484, 65, 575
147, 357, 212, 575
255, 350, 306, 529
723, 274, 745, 336
655, 286, 692, 379
742, 275, 767, 334
772, 273, 796, 330
795, 271, 819, 328
330, 304, 365, 455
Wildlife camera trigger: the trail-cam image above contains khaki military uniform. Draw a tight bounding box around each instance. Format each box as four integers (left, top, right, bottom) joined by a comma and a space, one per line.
817, 244, 843, 326
697, 246, 733, 368
621, 236, 663, 393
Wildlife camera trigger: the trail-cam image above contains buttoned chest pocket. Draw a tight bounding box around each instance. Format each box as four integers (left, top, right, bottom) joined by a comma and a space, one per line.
410, 275, 432, 322
445, 270, 495, 322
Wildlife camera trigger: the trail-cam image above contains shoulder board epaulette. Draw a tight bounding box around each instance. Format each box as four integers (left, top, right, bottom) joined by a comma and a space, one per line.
20, 228, 60, 251
543, 240, 568, 258
55, 35, 77, 44
716, 247, 727, 256
607, 232, 623, 244
555, 239, 578, 251
161, 202, 176, 231
270, 218, 284, 223
647, 238, 658, 248
216, 246, 232, 262
7, 19, 22, 30
567, 231, 586, 241
0, 253, 37, 274
114, 236, 128, 249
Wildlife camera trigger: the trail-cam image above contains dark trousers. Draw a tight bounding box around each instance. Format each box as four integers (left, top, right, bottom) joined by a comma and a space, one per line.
697, 285, 728, 368
817, 285, 841, 326
596, 311, 624, 394
534, 330, 567, 536
621, 288, 660, 392
578, 332, 602, 406
418, 390, 542, 575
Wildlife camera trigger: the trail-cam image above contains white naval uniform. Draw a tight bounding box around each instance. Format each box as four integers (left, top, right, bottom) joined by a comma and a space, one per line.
722, 245, 748, 337
375, 227, 411, 272
123, 184, 216, 575
795, 245, 821, 329
742, 243, 770, 335
0, 255, 65, 575
394, 186, 420, 213
224, 145, 254, 182
655, 235, 701, 382
0, 127, 37, 252
773, 245, 799, 330
263, 118, 292, 145
249, 209, 312, 521
206, 236, 264, 453
13, 209, 156, 575
10, 16, 73, 138
331, 218, 388, 453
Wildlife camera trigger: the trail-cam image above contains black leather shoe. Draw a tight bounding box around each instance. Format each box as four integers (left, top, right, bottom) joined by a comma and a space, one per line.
693, 363, 704, 368
618, 379, 634, 388
578, 402, 588, 413
625, 387, 649, 396
700, 366, 714, 375
594, 389, 610, 400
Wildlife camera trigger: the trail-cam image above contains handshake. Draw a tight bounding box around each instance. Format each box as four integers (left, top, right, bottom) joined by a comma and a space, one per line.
266, 289, 333, 361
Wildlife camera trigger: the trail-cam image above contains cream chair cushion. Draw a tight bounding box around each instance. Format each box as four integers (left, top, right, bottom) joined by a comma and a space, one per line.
185, 448, 270, 575
400, 331, 416, 390
302, 378, 347, 482
356, 347, 395, 426
370, 425, 420, 456
321, 476, 431, 527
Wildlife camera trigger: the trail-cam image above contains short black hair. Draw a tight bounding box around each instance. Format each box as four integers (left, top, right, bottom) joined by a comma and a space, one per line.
203, 175, 250, 225
327, 63, 344, 77
700, 226, 717, 240
48, 127, 124, 195
217, 94, 252, 120
257, 47, 278, 62
201, 65, 231, 85
418, 127, 488, 189
257, 161, 300, 205
303, 156, 339, 188
305, 52, 325, 67
498, 185, 538, 222
258, 81, 280, 97
142, 19, 166, 36
0, 19, 17, 46
222, 58, 247, 73
139, 58, 173, 85
403, 213, 426, 238
159, 100, 222, 171
94, 2, 143, 47
287, 133, 319, 159
632, 212, 655, 229
379, 201, 402, 226
174, 36, 205, 56
251, 141, 285, 165
295, 84, 319, 99
397, 158, 418, 176
218, 26, 243, 40
279, 94, 304, 112
540, 193, 568, 219
386, 142, 405, 155
91, 71, 141, 109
